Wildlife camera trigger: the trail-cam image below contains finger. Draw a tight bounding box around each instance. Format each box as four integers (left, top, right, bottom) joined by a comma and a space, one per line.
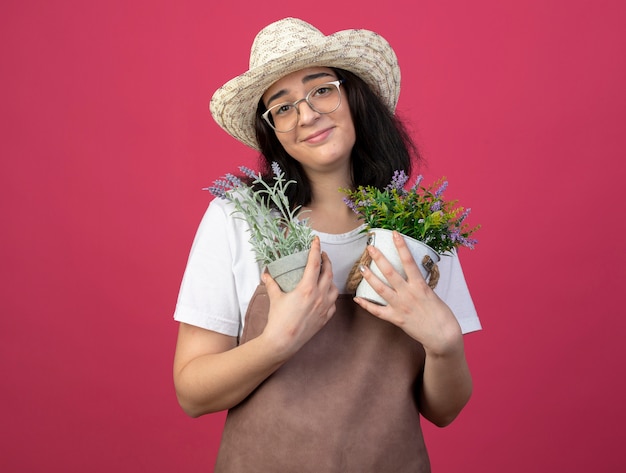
365, 241, 405, 289
319, 251, 334, 282
353, 293, 383, 317
358, 253, 398, 304
352, 277, 392, 321
299, 236, 323, 284
262, 269, 283, 297
320, 251, 340, 301
391, 231, 425, 284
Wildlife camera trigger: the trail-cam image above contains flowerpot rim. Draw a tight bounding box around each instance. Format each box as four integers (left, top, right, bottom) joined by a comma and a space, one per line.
367, 227, 441, 262
265, 248, 310, 268
265, 248, 310, 293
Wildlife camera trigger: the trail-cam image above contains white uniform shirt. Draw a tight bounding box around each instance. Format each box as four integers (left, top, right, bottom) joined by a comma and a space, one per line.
174, 198, 482, 336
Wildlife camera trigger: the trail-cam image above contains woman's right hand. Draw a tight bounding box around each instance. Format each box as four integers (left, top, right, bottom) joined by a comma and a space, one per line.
173, 237, 337, 417
260, 236, 338, 360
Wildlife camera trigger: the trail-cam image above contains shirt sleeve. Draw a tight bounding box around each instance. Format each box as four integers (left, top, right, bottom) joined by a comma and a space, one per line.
433, 251, 482, 334
173, 199, 245, 336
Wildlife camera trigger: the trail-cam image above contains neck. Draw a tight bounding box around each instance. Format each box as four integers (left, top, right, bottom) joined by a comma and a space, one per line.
302, 171, 361, 234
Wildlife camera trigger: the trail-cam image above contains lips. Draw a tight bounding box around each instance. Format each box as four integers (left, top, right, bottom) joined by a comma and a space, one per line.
301, 127, 333, 143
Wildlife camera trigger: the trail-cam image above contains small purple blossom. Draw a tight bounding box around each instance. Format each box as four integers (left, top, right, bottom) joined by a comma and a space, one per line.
434, 181, 448, 198
343, 197, 359, 214
430, 201, 442, 212
458, 208, 471, 224
447, 226, 478, 249
410, 175, 424, 191
204, 178, 231, 199
385, 170, 409, 192
457, 235, 478, 250
239, 165, 258, 180
271, 161, 281, 177
205, 185, 227, 199
225, 173, 243, 187
204, 174, 244, 199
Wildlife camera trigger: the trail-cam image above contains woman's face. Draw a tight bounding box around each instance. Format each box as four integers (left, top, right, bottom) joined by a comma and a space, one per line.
261, 67, 356, 172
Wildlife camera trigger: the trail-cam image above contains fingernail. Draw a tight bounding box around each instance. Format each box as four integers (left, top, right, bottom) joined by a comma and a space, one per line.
359, 264, 366, 273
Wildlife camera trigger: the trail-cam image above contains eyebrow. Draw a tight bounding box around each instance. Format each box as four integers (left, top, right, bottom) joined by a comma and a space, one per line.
265, 71, 335, 106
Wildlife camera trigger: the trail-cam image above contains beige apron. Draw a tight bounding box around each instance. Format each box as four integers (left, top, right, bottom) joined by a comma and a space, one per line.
214, 285, 430, 472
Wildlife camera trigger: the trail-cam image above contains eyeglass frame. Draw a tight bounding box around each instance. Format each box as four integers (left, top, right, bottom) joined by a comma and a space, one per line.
261, 79, 345, 133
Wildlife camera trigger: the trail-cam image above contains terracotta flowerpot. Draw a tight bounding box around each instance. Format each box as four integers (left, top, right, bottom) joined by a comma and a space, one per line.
356, 228, 440, 305
266, 249, 309, 292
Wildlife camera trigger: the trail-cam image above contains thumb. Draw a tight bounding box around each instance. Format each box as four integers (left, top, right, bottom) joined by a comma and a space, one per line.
262, 270, 283, 295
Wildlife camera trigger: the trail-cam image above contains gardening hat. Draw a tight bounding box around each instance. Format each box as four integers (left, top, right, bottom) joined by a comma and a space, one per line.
209, 17, 401, 150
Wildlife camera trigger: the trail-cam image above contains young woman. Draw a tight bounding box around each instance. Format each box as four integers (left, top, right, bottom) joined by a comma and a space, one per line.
173, 17, 481, 472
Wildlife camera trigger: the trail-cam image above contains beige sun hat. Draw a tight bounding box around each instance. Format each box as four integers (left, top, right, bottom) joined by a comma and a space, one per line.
209, 17, 401, 150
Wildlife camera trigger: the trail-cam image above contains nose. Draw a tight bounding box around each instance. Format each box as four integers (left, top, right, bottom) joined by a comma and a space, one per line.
295, 99, 320, 125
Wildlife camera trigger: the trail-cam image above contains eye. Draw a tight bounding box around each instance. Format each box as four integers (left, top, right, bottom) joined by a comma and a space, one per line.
313, 86, 332, 97
273, 104, 294, 116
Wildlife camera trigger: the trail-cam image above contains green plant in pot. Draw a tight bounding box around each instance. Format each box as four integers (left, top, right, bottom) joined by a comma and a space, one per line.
340, 170, 480, 304
207, 162, 314, 292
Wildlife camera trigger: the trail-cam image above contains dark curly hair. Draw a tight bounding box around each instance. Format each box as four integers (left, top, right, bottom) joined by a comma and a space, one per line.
252, 68, 421, 208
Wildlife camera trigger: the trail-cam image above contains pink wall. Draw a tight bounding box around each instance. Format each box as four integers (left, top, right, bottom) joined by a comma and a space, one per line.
2, 1, 625, 471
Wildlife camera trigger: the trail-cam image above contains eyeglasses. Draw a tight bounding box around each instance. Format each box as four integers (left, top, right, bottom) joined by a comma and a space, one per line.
261, 80, 344, 133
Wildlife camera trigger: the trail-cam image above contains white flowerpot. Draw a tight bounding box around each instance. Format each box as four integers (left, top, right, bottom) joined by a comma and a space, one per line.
266, 249, 309, 292
355, 228, 440, 305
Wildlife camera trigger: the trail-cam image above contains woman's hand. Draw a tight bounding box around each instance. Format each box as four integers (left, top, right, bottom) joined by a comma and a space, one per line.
174, 236, 337, 417
353, 231, 472, 426
260, 236, 339, 360
353, 231, 461, 352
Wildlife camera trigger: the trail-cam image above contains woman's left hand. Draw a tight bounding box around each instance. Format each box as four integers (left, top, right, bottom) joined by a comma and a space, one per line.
352, 230, 462, 356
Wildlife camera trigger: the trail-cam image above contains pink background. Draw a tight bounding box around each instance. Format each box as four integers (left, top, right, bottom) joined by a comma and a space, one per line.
2, 1, 625, 471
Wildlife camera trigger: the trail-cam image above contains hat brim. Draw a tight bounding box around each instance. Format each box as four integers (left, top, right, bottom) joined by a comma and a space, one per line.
210, 28, 400, 150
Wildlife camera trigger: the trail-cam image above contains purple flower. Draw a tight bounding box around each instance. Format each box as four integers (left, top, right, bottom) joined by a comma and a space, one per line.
271, 161, 281, 177
385, 170, 409, 191
239, 165, 258, 180
430, 201, 442, 212
204, 187, 221, 198
410, 174, 424, 191
457, 235, 478, 250
204, 178, 231, 199
343, 197, 359, 214
204, 172, 245, 199
458, 208, 471, 224
434, 181, 448, 198
225, 173, 242, 187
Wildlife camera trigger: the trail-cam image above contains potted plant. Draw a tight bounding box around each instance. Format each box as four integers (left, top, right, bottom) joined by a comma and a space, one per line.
207, 162, 314, 292
340, 170, 480, 304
